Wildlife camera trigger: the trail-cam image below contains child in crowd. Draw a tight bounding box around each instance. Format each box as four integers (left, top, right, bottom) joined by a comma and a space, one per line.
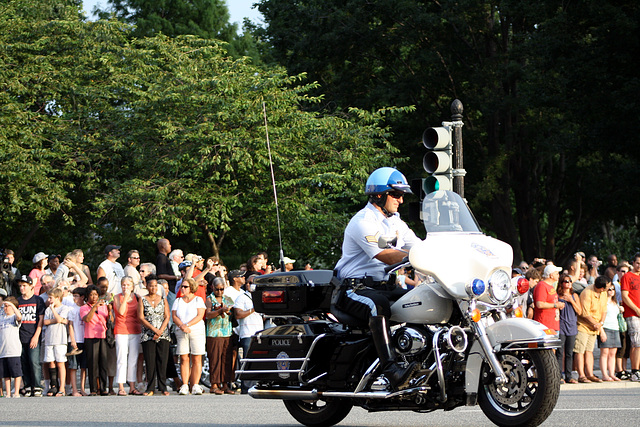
43, 287, 71, 396
17, 275, 45, 397
1, 294, 23, 398
59, 280, 75, 307
67, 287, 87, 396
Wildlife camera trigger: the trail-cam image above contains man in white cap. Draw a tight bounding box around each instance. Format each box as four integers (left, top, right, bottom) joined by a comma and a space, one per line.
533, 264, 565, 331
282, 257, 295, 272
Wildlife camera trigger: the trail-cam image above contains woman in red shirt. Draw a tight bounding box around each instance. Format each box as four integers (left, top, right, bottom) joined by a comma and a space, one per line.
113, 276, 142, 395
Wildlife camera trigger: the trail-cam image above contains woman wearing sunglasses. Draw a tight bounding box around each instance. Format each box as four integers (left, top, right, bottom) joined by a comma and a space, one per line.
204, 277, 235, 394
557, 274, 582, 383
598, 284, 623, 381
171, 278, 206, 395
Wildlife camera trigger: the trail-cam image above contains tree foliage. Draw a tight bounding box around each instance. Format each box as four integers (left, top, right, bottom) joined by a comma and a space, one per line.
98, 0, 260, 59
255, 0, 640, 265
0, 0, 408, 270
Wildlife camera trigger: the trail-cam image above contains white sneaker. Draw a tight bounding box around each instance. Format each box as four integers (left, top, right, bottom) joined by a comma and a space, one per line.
178, 384, 190, 395
192, 384, 203, 395
631, 371, 640, 382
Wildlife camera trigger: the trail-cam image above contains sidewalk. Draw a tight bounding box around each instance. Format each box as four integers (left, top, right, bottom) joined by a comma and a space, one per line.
560, 346, 640, 390
561, 378, 640, 391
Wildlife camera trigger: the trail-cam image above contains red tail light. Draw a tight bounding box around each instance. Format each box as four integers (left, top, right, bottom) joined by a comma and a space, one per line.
517, 277, 530, 295
262, 290, 285, 304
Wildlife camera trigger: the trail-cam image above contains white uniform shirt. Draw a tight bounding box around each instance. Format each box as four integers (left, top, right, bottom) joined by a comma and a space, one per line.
335, 203, 419, 281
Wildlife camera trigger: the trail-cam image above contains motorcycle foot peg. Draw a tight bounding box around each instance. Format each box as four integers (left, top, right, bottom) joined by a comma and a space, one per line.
385, 361, 419, 391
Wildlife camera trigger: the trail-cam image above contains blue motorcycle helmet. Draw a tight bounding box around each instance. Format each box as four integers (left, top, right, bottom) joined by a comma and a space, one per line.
365, 167, 413, 195
365, 167, 412, 217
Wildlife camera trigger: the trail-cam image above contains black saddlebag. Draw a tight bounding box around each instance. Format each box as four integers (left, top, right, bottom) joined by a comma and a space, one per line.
252, 270, 338, 315
236, 323, 330, 382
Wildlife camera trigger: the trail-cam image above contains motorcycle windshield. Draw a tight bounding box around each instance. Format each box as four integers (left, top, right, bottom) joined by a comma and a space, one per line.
422, 190, 481, 234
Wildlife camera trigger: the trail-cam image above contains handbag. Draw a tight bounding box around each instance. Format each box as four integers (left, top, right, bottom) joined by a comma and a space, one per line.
106, 316, 116, 347
618, 312, 628, 333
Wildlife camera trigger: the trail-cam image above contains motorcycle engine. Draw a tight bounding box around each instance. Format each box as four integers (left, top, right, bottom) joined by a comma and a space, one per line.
392, 327, 431, 356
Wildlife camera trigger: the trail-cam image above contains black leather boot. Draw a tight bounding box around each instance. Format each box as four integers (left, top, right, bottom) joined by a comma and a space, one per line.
369, 315, 417, 390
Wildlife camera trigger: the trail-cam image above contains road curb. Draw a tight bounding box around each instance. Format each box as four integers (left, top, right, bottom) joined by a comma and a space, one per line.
560, 380, 640, 391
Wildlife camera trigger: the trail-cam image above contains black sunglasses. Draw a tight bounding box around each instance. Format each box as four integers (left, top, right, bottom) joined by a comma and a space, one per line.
388, 191, 405, 199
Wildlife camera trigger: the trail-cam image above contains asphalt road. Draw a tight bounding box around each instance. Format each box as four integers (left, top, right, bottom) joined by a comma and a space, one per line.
1, 382, 638, 426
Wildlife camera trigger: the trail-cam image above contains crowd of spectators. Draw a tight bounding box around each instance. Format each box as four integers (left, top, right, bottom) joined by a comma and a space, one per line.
0, 241, 295, 397
3, 242, 640, 396
514, 252, 640, 383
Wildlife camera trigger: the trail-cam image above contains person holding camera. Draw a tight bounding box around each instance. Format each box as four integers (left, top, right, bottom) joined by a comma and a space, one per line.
205, 277, 235, 394
1, 250, 20, 297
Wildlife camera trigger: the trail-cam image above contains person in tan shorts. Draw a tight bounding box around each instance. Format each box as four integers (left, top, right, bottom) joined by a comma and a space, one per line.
574, 276, 609, 382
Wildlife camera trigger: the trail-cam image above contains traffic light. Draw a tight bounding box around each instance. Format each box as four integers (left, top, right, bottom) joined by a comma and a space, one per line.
422, 124, 453, 193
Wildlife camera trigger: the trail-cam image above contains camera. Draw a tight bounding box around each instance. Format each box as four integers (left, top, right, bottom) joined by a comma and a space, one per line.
0, 249, 11, 275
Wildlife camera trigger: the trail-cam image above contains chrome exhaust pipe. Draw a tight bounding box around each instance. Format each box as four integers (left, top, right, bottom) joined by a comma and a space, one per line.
248, 386, 428, 400
248, 387, 319, 400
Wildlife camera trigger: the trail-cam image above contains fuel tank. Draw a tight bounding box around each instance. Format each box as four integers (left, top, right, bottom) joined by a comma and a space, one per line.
389, 283, 453, 324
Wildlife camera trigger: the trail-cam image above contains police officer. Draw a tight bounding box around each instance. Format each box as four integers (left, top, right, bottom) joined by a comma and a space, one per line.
334, 167, 420, 390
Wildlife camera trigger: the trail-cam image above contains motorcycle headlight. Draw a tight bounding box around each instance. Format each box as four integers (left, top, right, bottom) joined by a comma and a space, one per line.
488, 269, 511, 303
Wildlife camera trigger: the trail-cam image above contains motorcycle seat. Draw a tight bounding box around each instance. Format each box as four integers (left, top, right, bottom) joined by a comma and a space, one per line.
330, 282, 369, 327
329, 305, 368, 327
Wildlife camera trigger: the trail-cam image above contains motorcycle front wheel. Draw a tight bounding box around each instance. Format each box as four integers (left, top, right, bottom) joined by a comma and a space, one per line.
478, 349, 560, 427
283, 399, 353, 427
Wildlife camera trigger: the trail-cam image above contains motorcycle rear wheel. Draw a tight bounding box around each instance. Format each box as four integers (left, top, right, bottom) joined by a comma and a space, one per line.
283, 399, 353, 427
478, 349, 560, 427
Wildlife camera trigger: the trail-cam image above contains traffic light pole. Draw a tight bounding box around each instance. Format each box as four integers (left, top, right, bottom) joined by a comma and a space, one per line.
450, 99, 465, 198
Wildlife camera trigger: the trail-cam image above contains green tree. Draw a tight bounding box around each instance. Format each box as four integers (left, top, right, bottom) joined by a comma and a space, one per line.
99, 0, 258, 59
88, 34, 410, 261
0, 0, 410, 270
0, 0, 109, 260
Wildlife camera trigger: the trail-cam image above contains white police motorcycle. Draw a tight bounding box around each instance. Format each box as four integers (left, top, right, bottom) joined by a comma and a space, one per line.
238, 190, 561, 427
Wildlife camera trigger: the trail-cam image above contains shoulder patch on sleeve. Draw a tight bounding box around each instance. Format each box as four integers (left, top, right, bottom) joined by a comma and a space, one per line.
365, 232, 380, 244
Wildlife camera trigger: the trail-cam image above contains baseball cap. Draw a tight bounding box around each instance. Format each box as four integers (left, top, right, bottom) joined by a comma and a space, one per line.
283, 257, 296, 264
542, 264, 562, 278
0, 288, 7, 298
32, 252, 48, 264
228, 270, 246, 281
17, 275, 34, 285
178, 261, 192, 271
104, 245, 121, 253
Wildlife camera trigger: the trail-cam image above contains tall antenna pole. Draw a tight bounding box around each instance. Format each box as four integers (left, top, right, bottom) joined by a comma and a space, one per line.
262, 100, 285, 272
